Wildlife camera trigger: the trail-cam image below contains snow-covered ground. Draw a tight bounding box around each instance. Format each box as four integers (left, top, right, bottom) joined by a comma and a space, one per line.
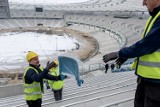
0, 32, 78, 70
9, 0, 92, 4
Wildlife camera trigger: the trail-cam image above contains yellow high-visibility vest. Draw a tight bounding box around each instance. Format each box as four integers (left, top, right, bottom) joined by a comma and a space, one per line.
48, 67, 64, 90
132, 11, 160, 79
23, 66, 43, 101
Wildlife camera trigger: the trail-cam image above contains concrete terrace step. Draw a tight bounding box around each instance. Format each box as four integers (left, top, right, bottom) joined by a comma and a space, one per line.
56, 89, 135, 107
42, 80, 136, 107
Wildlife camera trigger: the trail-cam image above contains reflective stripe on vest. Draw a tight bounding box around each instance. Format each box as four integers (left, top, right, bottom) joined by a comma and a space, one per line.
24, 83, 40, 89
48, 67, 64, 90
23, 66, 43, 101
137, 11, 160, 79
24, 91, 42, 95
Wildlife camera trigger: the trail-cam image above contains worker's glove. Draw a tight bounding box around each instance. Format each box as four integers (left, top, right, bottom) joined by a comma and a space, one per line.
115, 57, 128, 68
63, 75, 68, 79
45, 61, 56, 70
60, 75, 67, 79
54, 75, 62, 81
57, 75, 62, 81
103, 51, 119, 63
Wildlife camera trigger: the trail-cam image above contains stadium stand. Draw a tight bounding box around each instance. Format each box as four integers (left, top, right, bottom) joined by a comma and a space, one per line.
0, 71, 136, 107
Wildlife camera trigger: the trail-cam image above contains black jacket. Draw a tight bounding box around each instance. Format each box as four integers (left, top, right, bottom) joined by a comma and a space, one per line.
24, 64, 58, 84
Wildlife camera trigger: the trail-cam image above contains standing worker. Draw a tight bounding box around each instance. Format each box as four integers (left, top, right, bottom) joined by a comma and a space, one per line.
103, 0, 160, 107
23, 51, 60, 107
48, 60, 64, 101
104, 63, 109, 73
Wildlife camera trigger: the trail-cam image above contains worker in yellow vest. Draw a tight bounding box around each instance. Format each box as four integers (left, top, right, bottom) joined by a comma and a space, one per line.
103, 0, 160, 106
23, 51, 60, 107
48, 60, 64, 101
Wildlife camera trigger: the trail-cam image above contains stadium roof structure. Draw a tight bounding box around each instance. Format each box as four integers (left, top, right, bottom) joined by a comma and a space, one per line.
9, 0, 147, 12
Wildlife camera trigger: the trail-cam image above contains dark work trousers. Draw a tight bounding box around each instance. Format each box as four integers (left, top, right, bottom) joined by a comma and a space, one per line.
134, 77, 160, 107
52, 88, 63, 101
26, 98, 42, 107
105, 64, 109, 73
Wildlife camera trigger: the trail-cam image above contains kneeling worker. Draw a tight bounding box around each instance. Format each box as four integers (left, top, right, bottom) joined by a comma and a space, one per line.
48, 60, 64, 101
23, 51, 60, 107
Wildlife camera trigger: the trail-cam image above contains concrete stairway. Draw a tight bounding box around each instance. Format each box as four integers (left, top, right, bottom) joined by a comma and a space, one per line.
0, 71, 136, 107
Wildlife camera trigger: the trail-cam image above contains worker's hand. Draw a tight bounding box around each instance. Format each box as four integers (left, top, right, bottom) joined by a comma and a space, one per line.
57, 75, 62, 81
115, 57, 128, 68
103, 51, 118, 63
45, 61, 56, 70
54, 75, 62, 81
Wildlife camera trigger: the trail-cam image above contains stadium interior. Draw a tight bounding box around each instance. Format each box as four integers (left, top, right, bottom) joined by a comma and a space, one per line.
0, 0, 149, 106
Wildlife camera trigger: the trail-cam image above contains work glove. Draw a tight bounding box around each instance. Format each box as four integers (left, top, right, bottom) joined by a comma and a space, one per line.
60, 74, 67, 79
45, 61, 56, 70
57, 75, 62, 81
103, 51, 119, 63
115, 57, 128, 68
53, 75, 62, 81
